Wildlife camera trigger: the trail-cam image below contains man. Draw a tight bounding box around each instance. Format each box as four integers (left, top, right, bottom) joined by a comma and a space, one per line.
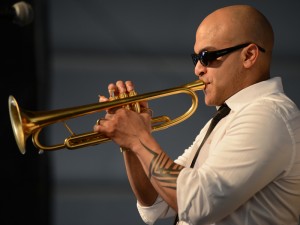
94, 4, 300, 225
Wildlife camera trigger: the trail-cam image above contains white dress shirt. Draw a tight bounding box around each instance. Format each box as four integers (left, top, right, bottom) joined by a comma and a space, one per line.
137, 77, 300, 225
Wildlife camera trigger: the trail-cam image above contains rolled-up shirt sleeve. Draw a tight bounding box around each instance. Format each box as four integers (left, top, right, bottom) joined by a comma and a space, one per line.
137, 195, 176, 224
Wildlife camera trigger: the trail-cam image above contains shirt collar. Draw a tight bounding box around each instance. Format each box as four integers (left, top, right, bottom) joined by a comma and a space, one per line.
220, 77, 284, 112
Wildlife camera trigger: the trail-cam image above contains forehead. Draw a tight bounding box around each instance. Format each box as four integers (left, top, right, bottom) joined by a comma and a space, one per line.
194, 29, 225, 52
194, 11, 241, 52
194, 22, 237, 52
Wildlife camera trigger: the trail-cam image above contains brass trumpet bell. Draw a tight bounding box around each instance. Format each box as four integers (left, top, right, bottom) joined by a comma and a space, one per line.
8, 79, 205, 154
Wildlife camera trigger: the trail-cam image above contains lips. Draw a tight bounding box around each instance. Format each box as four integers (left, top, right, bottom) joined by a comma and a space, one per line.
201, 79, 210, 90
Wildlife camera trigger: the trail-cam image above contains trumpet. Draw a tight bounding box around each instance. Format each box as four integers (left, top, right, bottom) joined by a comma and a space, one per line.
8, 79, 205, 154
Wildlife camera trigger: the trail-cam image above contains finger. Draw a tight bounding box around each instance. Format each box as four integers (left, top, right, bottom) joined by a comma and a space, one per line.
116, 80, 127, 95
94, 118, 105, 131
98, 95, 109, 103
140, 100, 149, 109
104, 112, 114, 120
108, 83, 117, 99
125, 80, 134, 92
125, 80, 150, 112
124, 80, 139, 112
116, 80, 133, 111
107, 81, 127, 113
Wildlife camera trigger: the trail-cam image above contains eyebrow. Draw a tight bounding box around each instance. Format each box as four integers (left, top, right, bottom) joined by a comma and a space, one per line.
195, 45, 217, 54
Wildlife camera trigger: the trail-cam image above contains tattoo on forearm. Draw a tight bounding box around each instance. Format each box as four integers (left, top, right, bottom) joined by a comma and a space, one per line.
140, 141, 184, 190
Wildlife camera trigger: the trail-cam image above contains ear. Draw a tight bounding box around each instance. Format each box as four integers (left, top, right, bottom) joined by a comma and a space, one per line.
242, 44, 259, 69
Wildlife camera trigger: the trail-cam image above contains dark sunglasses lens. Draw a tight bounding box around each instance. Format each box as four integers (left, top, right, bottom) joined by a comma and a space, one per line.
191, 52, 210, 66
200, 51, 209, 66
191, 54, 197, 66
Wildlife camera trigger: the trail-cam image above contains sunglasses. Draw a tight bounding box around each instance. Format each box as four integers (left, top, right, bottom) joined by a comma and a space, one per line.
191, 43, 266, 67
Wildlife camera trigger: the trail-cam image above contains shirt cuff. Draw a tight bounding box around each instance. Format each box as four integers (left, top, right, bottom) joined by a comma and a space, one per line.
137, 195, 175, 224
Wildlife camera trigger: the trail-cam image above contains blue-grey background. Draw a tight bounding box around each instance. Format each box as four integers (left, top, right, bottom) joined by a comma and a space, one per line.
45, 1, 300, 225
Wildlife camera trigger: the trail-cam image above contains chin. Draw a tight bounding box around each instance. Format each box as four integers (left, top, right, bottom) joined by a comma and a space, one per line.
204, 97, 220, 107
204, 87, 225, 106
204, 98, 214, 106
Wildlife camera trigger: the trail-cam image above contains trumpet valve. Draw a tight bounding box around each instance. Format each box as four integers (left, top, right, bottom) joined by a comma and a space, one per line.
128, 90, 140, 113
109, 88, 117, 100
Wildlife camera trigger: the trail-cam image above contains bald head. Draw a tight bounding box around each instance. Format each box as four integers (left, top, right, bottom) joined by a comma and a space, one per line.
197, 5, 274, 51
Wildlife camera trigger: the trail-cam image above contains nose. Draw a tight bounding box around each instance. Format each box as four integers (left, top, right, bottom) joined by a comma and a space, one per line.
194, 61, 206, 78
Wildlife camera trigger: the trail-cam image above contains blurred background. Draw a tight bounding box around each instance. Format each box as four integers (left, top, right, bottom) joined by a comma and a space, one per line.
2, 1, 300, 225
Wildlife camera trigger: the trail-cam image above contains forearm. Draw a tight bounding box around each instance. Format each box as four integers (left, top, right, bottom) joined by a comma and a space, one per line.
132, 133, 184, 211
123, 150, 158, 206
